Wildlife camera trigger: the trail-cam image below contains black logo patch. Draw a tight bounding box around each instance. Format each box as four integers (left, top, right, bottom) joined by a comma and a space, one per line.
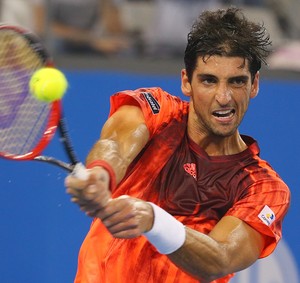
142, 92, 160, 114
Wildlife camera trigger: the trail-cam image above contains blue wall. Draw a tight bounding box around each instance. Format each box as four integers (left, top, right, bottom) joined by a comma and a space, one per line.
0, 71, 299, 283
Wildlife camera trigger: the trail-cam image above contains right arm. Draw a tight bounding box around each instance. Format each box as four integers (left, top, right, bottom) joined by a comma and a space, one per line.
86, 104, 149, 184
65, 105, 149, 215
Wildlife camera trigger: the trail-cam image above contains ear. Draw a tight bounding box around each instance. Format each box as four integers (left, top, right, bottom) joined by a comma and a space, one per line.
250, 72, 260, 98
181, 69, 192, 97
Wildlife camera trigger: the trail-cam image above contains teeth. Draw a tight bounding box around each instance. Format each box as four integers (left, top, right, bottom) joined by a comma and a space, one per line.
214, 110, 233, 117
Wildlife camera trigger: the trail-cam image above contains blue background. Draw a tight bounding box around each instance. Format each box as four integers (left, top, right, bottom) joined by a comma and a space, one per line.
0, 70, 299, 282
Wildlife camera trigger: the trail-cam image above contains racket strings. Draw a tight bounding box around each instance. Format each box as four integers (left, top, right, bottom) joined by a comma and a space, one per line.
0, 29, 51, 156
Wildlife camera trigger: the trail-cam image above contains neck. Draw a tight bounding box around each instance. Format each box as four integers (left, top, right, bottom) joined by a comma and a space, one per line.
188, 129, 247, 156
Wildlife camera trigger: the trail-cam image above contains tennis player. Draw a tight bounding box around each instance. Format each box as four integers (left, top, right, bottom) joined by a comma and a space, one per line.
65, 7, 290, 283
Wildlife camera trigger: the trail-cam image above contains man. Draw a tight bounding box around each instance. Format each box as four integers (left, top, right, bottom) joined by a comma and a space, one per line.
65, 7, 290, 283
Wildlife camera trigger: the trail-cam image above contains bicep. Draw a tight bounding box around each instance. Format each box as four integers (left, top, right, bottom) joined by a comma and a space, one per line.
100, 104, 149, 159
209, 215, 264, 272
168, 216, 264, 281
86, 105, 149, 182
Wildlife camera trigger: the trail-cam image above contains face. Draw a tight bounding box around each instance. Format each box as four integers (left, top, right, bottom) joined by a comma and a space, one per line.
181, 55, 259, 138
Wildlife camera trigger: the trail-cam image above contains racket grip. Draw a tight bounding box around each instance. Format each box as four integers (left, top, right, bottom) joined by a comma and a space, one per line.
72, 163, 89, 180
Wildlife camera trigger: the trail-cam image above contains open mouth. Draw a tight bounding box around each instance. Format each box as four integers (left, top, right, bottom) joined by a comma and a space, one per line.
212, 109, 235, 118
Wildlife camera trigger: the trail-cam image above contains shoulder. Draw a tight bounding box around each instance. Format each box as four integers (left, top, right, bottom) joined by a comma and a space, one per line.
110, 87, 188, 118
112, 87, 185, 104
109, 87, 188, 137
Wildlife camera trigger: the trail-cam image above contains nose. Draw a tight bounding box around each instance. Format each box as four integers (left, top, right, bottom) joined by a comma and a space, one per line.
215, 86, 232, 106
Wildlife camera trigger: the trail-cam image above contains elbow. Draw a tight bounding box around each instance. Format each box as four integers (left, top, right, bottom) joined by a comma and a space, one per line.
200, 258, 231, 282
168, 230, 239, 282
190, 249, 232, 282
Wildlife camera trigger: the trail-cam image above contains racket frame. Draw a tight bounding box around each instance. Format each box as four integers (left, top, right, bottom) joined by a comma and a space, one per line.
0, 24, 79, 172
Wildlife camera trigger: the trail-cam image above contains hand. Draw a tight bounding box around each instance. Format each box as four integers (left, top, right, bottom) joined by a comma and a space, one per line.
65, 167, 111, 216
95, 195, 154, 239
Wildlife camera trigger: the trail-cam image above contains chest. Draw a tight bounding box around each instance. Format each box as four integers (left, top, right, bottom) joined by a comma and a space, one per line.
154, 138, 255, 219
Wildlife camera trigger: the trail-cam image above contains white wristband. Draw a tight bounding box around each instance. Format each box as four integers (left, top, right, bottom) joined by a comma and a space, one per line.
143, 202, 186, 254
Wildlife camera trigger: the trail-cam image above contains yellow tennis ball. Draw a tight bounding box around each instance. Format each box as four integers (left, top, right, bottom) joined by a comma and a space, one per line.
29, 67, 68, 103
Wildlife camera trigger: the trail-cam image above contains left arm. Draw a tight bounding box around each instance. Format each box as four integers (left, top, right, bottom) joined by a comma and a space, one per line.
95, 197, 264, 282
169, 216, 264, 281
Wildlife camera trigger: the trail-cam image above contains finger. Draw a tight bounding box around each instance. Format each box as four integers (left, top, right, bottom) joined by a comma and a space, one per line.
66, 184, 94, 200
65, 169, 101, 190
101, 205, 134, 226
110, 226, 142, 239
65, 175, 86, 189
66, 174, 110, 204
97, 196, 132, 220
74, 196, 110, 215
107, 216, 138, 232
99, 199, 140, 232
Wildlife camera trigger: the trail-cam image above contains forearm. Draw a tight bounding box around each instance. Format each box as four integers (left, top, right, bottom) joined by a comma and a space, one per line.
143, 205, 263, 282
85, 106, 150, 185
168, 228, 229, 282
86, 139, 129, 184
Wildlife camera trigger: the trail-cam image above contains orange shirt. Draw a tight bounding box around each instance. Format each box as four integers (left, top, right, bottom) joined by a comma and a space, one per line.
75, 87, 290, 283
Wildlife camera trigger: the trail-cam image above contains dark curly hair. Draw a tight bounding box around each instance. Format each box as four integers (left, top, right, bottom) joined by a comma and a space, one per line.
184, 7, 272, 82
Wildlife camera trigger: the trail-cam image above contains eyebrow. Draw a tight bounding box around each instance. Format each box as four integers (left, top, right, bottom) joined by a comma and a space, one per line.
228, 75, 249, 82
196, 74, 217, 81
197, 74, 250, 81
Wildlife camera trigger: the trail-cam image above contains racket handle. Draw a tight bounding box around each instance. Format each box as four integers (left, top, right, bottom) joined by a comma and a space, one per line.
72, 163, 89, 180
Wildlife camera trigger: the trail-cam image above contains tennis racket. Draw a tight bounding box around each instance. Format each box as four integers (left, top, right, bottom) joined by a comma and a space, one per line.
0, 24, 88, 179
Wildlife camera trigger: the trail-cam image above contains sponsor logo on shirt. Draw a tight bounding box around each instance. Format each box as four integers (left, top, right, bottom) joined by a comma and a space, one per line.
258, 205, 276, 226
183, 163, 197, 179
142, 92, 160, 114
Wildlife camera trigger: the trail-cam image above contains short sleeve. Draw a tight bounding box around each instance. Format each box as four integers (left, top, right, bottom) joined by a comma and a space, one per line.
226, 178, 290, 258
109, 87, 188, 137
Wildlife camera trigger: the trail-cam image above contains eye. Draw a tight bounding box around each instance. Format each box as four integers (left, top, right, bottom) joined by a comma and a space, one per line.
201, 76, 217, 85
229, 76, 248, 87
